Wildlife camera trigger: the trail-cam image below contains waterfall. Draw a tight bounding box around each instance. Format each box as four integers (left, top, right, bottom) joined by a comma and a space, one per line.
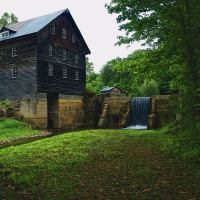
124, 97, 151, 129
130, 97, 151, 126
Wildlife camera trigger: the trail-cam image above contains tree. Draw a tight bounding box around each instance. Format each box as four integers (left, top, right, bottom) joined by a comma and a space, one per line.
138, 79, 160, 97
0, 12, 18, 26
86, 72, 104, 94
85, 57, 103, 94
86, 57, 94, 74
106, 0, 200, 129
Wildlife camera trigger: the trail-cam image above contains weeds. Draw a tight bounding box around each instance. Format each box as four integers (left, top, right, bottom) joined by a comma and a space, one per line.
0, 118, 42, 142
0, 126, 199, 199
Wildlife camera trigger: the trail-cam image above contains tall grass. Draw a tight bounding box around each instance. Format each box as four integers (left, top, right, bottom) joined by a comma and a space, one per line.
160, 125, 200, 164
0, 118, 42, 141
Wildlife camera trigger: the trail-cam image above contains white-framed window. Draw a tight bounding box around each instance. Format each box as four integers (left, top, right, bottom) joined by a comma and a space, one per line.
75, 54, 79, 64
63, 49, 67, 60
75, 70, 79, 80
1, 31, 9, 38
48, 63, 53, 76
50, 23, 55, 35
63, 66, 67, 78
62, 28, 66, 39
48, 44, 52, 56
12, 45, 17, 57
72, 33, 76, 43
0, 48, 2, 59
12, 66, 18, 78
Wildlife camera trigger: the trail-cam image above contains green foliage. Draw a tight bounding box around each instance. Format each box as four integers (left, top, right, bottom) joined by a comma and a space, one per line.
85, 57, 103, 94
0, 129, 199, 199
86, 57, 94, 74
0, 12, 18, 26
138, 79, 160, 97
106, 0, 200, 130
98, 49, 171, 96
101, 57, 122, 86
86, 72, 103, 94
0, 99, 10, 109
0, 118, 42, 141
161, 125, 200, 163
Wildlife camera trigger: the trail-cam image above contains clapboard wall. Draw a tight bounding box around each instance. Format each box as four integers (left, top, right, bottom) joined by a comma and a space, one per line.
36, 12, 86, 95
0, 36, 37, 100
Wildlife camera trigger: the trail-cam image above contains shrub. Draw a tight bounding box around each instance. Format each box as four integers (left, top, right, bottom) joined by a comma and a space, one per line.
139, 79, 160, 97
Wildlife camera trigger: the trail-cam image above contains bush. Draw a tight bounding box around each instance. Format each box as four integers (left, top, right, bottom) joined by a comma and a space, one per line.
139, 79, 160, 97
0, 99, 10, 109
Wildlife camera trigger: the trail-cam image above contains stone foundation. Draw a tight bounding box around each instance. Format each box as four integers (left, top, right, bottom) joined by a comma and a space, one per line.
8, 93, 85, 129
148, 95, 177, 129
98, 97, 131, 128
59, 94, 84, 128
6, 93, 177, 130
15, 93, 48, 129
82, 94, 104, 128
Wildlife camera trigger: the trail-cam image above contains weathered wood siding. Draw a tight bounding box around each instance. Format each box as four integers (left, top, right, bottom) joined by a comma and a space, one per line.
37, 13, 86, 95
0, 37, 37, 100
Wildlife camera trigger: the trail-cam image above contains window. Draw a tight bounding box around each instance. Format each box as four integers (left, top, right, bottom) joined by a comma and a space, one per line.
63, 67, 67, 78
63, 49, 67, 60
0, 49, 2, 59
12, 66, 18, 78
62, 28, 66, 39
48, 44, 52, 56
72, 33, 76, 43
1, 31, 9, 38
75, 54, 78, 64
75, 70, 79, 80
50, 23, 55, 35
12, 45, 17, 57
48, 63, 53, 76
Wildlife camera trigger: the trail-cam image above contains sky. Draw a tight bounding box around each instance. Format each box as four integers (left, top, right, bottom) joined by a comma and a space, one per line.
0, 0, 146, 72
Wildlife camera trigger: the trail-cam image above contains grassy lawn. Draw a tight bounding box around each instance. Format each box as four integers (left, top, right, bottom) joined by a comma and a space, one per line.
0, 129, 200, 199
0, 118, 44, 142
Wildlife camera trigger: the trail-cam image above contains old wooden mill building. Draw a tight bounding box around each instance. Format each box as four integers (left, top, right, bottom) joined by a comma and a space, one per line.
0, 9, 91, 128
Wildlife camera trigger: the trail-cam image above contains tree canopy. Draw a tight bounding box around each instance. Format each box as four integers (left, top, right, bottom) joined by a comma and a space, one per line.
106, 0, 200, 129
0, 12, 18, 26
86, 57, 94, 74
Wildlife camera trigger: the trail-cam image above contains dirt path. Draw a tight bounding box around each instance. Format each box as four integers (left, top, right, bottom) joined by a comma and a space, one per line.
72, 136, 200, 200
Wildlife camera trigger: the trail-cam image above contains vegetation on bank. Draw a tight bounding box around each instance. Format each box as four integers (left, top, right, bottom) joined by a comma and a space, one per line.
86, 0, 200, 138
0, 118, 43, 142
0, 128, 199, 199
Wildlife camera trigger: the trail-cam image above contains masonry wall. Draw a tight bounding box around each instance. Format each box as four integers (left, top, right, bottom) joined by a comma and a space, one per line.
148, 95, 177, 129
2, 92, 178, 130
14, 93, 48, 129
98, 97, 131, 128
59, 94, 84, 129
8, 93, 85, 129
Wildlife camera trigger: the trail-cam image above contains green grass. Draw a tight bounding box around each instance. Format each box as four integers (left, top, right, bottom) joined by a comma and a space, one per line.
0, 129, 199, 199
0, 118, 43, 142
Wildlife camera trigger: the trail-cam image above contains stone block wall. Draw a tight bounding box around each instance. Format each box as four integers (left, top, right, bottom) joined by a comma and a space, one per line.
59, 94, 84, 129
98, 97, 131, 128
148, 95, 177, 129
5, 93, 177, 130
82, 94, 101, 127
14, 93, 48, 129
8, 93, 85, 129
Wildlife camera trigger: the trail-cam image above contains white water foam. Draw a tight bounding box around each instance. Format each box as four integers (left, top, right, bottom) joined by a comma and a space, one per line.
122, 125, 147, 130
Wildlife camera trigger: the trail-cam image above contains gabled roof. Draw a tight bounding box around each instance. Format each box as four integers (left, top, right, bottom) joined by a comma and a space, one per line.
0, 9, 90, 54
100, 87, 115, 92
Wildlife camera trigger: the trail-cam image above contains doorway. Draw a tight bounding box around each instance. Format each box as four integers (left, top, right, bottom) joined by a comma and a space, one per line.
47, 93, 60, 129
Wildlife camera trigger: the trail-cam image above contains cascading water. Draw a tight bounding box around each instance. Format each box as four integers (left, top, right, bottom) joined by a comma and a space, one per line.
124, 97, 151, 129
